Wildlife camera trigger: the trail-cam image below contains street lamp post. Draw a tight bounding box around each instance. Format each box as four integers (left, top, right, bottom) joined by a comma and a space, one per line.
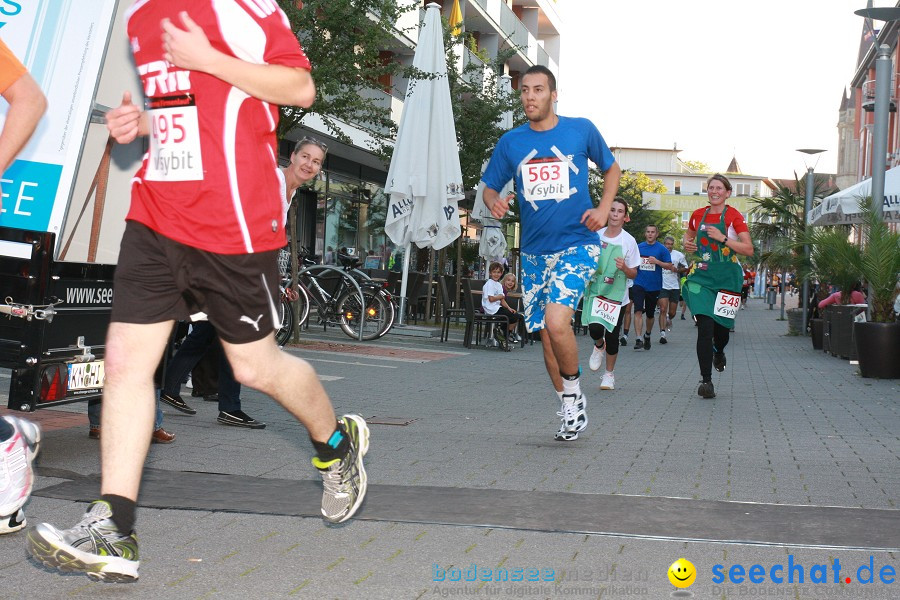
798, 148, 825, 333
855, 6, 900, 216
854, 6, 900, 319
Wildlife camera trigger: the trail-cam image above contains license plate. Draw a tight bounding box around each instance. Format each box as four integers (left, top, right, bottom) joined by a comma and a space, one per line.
67, 360, 105, 391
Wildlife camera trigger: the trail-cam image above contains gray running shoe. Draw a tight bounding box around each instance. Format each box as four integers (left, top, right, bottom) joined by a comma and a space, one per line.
26, 501, 140, 582
312, 415, 370, 523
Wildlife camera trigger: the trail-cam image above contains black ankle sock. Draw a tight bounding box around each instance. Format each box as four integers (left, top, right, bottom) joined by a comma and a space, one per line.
559, 369, 580, 381
623, 329, 629, 336
311, 422, 350, 463
100, 494, 137, 533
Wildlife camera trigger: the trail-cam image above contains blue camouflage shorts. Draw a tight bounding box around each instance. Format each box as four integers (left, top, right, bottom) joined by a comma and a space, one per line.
521, 244, 601, 333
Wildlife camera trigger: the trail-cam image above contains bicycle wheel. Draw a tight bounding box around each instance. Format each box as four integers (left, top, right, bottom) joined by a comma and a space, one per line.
275, 296, 294, 346
295, 286, 311, 329
336, 288, 391, 341
374, 290, 396, 339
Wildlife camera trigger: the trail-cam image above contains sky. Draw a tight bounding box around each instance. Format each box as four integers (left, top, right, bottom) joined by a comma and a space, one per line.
556, 0, 870, 179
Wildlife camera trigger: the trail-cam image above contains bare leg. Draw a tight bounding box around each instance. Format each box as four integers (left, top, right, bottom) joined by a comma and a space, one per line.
633, 310, 644, 338
221, 333, 336, 443
100, 321, 174, 500
544, 302, 578, 374
657, 298, 669, 332
539, 329, 562, 392
623, 303, 632, 334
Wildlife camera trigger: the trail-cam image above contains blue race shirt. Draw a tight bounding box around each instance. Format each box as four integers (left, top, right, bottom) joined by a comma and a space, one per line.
481, 116, 615, 254
634, 241, 671, 292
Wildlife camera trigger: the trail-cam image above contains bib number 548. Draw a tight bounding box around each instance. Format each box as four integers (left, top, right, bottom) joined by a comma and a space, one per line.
714, 290, 740, 319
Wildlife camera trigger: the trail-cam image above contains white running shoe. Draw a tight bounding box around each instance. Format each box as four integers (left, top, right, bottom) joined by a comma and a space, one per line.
0, 509, 26, 534
588, 344, 605, 371
554, 423, 578, 441
600, 372, 615, 390
0, 416, 40, 520
557, 392, 587, 433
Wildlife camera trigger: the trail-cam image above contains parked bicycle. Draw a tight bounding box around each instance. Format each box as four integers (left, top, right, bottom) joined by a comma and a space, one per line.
276, 249, 395, 344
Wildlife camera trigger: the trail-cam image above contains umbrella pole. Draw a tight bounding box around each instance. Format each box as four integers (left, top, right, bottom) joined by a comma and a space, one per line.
398, 242, 412, 326
425, 249, 435, 325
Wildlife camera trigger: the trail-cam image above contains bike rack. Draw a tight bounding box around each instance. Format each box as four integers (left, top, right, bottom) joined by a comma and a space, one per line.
297, 265, 367, 342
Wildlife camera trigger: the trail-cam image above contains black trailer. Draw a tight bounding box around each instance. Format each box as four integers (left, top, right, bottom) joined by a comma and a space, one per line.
0, 227, 114, 411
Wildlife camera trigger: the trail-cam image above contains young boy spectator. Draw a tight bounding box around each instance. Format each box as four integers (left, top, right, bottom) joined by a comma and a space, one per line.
482, 262, 522, 347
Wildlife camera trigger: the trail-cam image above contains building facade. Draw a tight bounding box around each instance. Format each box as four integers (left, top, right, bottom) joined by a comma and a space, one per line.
613, 147, 773, 230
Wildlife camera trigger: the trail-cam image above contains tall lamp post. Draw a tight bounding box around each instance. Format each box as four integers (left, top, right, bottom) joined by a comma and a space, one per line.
854, 6, 900, 319
798, 148, 825, 333
854, 6, 900, 217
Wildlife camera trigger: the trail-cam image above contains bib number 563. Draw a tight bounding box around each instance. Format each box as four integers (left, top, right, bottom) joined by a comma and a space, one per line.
526, 164, 561, 182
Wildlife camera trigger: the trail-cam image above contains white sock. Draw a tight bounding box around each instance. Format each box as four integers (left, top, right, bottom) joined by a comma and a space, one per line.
562, 376, 580, 398
556, 390, 564, 402
660, 330, 667, 338
605, 370, 614, 376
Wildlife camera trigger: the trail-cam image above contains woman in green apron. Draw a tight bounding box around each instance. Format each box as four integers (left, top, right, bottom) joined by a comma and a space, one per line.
683, 174, 754, 399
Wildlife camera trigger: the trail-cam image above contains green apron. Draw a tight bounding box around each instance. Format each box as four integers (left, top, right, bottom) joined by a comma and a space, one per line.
581, 241, 627, 333
683, 207, 744, 328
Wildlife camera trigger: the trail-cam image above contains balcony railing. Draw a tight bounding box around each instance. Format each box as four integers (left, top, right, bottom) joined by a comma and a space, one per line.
861, 77, 897, 112
471, 0, 530, 55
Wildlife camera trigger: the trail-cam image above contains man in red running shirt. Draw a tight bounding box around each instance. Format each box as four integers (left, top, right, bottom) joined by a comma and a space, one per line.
26, 1, 369, 582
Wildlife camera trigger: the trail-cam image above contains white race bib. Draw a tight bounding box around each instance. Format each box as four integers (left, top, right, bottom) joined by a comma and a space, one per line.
714, 290, 741, 320
590, 295, 622, 329
639, 256, 655, 271
145, 95, 204, 181
522, 160, 570, 203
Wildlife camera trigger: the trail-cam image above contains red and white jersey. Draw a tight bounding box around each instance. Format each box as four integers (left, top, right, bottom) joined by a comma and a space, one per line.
124, 0, 311, 254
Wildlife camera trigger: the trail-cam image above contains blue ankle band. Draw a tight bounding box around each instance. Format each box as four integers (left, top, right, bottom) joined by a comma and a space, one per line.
327, 429, 344, 449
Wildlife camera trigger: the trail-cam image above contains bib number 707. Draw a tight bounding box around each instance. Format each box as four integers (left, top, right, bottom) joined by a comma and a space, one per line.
714, 290, 741, 319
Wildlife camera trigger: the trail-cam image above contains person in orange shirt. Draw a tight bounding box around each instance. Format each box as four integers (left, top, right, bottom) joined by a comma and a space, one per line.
0, 39, 45, 535
0, 39, 47, 213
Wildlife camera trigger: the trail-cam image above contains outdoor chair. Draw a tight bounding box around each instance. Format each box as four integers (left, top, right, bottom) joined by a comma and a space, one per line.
462, 278, 510, 351
438, 274, 466, 342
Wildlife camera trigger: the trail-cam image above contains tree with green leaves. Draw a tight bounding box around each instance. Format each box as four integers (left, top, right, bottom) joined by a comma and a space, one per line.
277, 0, 416, 152
682, 159, 711, 173
748, 174, 838, 274
588, 168, 680, 240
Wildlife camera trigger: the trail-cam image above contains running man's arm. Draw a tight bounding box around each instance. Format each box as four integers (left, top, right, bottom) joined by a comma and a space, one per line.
106, 91, 149, 144
162, 12, 315, 108
0, 71, 47, 176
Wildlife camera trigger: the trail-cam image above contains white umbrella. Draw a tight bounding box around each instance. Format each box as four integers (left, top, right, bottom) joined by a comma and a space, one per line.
808, 166, 900, 225
384, 2, 464, 323
472, 74, 513, 262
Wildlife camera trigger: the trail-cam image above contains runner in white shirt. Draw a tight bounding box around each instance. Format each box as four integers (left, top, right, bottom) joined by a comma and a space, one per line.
586, 198, 640, 390
659, 236, 689, 343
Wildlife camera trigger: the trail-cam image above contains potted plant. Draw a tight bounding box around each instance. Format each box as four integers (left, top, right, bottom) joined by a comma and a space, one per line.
850, 208, 900, 378
802, 225, 860, 352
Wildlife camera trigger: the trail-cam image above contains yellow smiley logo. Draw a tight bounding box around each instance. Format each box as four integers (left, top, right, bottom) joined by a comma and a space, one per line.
668, 558, 696, 588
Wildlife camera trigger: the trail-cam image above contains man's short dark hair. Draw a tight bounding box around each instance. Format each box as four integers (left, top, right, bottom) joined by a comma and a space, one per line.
523, 65, 556, 92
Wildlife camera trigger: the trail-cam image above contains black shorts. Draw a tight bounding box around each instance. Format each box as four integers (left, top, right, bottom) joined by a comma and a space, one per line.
111, 221, 281, 344
659, 288, 680, 303
629, 285, 660, 317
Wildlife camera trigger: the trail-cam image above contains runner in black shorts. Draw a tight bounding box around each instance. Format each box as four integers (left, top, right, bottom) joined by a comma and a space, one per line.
27, 2, 368, 583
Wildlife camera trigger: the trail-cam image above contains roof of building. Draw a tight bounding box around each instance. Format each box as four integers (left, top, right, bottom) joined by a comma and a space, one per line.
726, 156, 742, 174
